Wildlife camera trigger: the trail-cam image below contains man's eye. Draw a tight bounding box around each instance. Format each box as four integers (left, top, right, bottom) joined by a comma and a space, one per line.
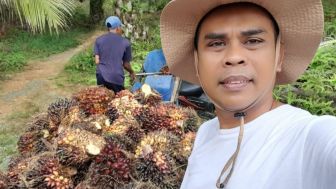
245, 39, 263, 45
208, 41, 225, 47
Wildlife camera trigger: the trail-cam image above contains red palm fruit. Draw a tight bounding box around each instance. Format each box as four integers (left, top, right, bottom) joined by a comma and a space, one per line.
24, 155, 76, 189
87, 137, 131, 188
73, 86, 115, 116
132, 105, 173, 133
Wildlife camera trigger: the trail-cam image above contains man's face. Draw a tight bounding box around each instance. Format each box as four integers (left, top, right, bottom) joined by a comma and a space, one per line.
196, 5, 281, 111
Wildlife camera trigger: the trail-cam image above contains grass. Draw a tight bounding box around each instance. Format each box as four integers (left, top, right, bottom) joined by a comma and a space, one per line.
0, 27, 92, 80
0, 102, 40, 171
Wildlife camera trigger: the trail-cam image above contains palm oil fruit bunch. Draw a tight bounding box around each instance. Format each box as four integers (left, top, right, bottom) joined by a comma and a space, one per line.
48, 98, 77, 129
174, 132, 197, 163
56, 128, 106, 166
134, 84, 162, 106
17, 131, 46, 157
133, 151, 179, 189
109, 90, 141, 118
73, 86, 115, 116
17, 114, 51, 157
133, 131, 180, 188
86, 137, 131, 188
132, 105, 172, 133
4, 85, 202, 188
0, 171, 8, 189
6, 154, 76, 189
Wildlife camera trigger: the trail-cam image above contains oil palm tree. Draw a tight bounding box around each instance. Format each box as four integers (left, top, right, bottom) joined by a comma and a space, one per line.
0, 0, 75, 34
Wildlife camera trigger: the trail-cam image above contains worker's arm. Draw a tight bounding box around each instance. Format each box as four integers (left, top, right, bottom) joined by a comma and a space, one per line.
95, 55, 100, 65
123, 62, 135, 81
93, 39, 100, 65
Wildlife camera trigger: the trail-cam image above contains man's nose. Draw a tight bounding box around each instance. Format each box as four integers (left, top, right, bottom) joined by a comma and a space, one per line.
222, 43, 246, 66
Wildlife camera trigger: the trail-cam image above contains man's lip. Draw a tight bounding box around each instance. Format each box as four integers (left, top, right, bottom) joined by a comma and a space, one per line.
219, 75, 252, 84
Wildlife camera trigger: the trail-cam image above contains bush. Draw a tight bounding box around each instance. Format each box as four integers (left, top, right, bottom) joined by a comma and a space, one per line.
274, 44, 336, 116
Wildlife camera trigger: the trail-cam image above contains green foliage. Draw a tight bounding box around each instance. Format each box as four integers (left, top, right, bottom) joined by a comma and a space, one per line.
323, 0, 336, 38
63, 47, 97, 85
0, 0, 75, 34
0, 27, 90, 79
274, 44, 336, 116
71, 4, 92, 28
132, 0, 170, 13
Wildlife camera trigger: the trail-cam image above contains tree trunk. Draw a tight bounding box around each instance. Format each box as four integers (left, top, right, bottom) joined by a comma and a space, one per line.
0, 22, 6, 36
90, 0, 104, 24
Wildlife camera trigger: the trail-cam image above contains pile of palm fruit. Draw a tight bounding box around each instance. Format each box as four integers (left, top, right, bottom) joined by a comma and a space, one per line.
0, 84, 201, 189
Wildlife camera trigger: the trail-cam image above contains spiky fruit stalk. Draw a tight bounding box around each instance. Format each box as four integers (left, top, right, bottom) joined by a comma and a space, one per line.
73, 86, 115, 116
48, 98, 77, 130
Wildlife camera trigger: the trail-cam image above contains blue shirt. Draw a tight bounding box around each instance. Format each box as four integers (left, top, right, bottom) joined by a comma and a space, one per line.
94, 32, 132, 85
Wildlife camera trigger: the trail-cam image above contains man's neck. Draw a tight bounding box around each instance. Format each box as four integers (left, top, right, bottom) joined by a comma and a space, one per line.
108, 30, 118, 34
216, 97, 281, 129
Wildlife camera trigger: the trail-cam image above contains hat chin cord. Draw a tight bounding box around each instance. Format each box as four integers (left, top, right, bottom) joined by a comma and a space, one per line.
194, 35, 282, 189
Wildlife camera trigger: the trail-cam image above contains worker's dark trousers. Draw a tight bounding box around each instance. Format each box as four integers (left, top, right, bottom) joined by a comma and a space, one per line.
96, 73, 124, 93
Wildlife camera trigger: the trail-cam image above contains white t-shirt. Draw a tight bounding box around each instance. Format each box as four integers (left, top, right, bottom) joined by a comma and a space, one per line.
181, 104, 336, 189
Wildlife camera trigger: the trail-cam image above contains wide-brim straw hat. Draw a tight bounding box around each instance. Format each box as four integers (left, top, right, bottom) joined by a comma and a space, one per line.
160, 0, 324, 85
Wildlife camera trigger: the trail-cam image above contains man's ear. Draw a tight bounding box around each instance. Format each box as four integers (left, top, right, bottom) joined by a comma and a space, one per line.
276, 42, 285, 72
194, 50, 199, 77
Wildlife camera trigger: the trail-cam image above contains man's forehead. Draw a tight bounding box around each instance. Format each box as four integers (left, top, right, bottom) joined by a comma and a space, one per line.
205, 4, 272, 23
199, 4, 275, 34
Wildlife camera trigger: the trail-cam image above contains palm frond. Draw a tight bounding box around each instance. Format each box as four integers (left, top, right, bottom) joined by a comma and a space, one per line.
0, 0, 75, 34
